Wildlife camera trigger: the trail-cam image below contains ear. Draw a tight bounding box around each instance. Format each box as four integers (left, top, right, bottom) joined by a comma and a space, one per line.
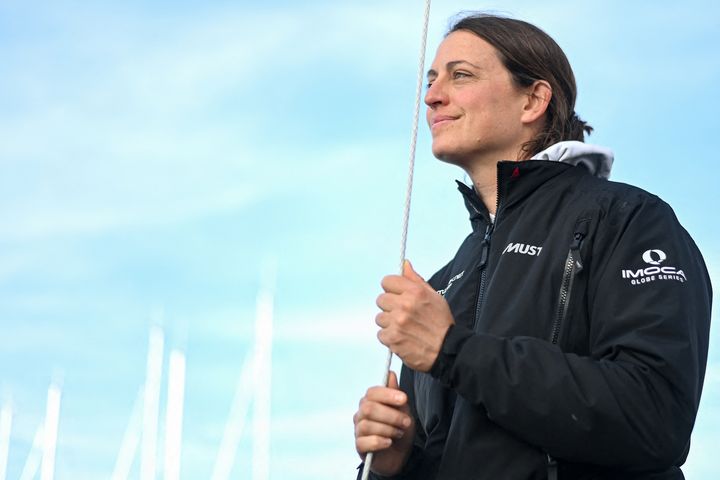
520, 80, 552, 124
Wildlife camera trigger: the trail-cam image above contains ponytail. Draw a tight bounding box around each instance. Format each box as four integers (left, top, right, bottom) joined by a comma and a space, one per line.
570, 112, 594, 139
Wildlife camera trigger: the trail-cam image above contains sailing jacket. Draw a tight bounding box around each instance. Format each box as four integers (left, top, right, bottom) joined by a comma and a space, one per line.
366, 157, 712, 479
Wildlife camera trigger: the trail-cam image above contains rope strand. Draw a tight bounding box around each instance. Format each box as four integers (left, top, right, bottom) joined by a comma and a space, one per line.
361, 1, 431, 478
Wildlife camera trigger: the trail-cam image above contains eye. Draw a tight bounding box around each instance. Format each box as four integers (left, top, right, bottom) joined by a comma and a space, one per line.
452, 70, 472, 80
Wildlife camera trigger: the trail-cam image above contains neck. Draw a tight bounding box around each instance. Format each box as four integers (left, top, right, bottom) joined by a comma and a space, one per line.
445, 138, 535, 214
464, 162, 499, 214
462, 144, 527, 214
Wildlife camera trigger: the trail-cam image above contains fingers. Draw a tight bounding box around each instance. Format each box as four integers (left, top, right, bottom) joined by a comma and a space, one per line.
364, 382, 407, 406
356, 432, 393, 455
354, 372, 415, 461
375, 290, 407, 320
375, 311, 390, 329
354, 383, 413, 455
355, 383, 410, 430
354, 406, 411, 454
375, 286, 420, 314
355, 419, 406, 441
376, 292, 397, 313
381, 274, 415, 294
356, 404, 410, 432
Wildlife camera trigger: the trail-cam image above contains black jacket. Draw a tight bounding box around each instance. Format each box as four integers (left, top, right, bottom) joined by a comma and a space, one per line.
369, 160, 712, 479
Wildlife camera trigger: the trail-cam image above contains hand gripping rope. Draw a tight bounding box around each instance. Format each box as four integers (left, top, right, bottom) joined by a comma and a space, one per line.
360, 1, 432, 479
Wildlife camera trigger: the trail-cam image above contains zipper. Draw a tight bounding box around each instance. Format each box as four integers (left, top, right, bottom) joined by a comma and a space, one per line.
547, 453, 558, 480
472, 166, 505, 331
472, 223, 493, 330
546, 222, 589, 478
549, 225, 587, 345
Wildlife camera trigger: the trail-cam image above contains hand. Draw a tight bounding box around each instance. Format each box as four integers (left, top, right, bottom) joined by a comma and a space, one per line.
376, 260, 454, 372
354, 371, 415, 476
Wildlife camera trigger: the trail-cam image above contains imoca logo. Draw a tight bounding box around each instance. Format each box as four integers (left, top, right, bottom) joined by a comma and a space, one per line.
642, 249, 667, 265
621, 249, 686, 285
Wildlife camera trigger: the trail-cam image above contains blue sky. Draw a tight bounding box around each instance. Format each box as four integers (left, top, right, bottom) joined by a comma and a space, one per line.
0, 0, 718, 478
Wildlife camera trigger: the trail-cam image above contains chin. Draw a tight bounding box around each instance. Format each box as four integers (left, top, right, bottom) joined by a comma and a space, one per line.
432, 145, 465, 167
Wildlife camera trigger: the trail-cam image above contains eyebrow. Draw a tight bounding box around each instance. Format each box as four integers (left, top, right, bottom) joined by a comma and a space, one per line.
426, 60, 483, 79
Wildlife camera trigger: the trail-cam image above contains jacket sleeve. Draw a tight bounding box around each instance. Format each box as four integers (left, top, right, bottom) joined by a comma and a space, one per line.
428, 194, 712, 470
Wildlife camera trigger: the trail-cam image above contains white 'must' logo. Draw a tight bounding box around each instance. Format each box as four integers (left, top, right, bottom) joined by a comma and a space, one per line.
502, 242, 543, 257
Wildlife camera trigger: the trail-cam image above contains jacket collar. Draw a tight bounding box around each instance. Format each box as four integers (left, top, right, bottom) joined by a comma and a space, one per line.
456, 180, 486, 232
530, 140, 614, 179
457, 160, 587, 231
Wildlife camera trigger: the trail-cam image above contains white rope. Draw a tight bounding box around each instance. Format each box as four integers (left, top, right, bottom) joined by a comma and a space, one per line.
361, 0, 431, 478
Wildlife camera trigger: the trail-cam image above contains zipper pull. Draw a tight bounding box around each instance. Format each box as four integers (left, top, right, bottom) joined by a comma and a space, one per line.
570, 219, 589, 272
478, 223, 493, 269
570, 231, 585, 250
571, 219, 589, 251
570, 231, 585, 272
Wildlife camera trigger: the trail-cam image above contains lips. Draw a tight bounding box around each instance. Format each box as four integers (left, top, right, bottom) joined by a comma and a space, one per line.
431, 115, 458, 129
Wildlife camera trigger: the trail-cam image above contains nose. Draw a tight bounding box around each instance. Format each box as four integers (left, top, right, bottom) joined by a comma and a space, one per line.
424, 77, 448, 109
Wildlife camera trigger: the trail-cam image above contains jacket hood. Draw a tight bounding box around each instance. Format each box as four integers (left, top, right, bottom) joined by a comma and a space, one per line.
531, 141, 614, 179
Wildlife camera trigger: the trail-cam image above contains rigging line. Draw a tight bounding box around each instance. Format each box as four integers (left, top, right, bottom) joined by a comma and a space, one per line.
361, 0, 432, 478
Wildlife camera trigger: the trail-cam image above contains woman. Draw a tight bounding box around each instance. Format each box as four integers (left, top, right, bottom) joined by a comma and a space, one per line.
353, 13, 712, 480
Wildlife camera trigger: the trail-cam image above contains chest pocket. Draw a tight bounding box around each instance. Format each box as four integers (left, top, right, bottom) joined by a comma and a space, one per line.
550, 217, 594, 353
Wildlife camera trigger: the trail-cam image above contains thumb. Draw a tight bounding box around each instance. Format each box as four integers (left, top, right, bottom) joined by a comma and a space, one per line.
387, 370, 400, 390
402, 259, 425, 283
386, 371, 409, 411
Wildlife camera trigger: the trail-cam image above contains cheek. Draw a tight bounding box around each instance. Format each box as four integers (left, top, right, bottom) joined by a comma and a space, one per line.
476, 88, 523, 128
459, 87, 497, 116
463, 97, 497, 129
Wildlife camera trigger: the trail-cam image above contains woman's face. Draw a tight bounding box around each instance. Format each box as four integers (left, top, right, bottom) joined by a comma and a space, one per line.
425, 30, 531, 167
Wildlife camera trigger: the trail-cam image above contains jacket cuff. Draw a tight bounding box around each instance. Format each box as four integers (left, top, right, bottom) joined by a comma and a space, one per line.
429, 323, 474, 386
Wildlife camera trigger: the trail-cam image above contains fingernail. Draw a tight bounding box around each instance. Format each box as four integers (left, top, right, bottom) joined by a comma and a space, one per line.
395, 393, 406, 403
403, 417, 411, 428
395, 429, 405, 439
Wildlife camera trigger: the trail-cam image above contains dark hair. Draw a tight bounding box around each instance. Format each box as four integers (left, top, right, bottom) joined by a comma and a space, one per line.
448, 13, 593, 158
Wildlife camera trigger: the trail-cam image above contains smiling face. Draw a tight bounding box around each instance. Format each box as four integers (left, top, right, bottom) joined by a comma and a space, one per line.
425, 30, 538, 169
